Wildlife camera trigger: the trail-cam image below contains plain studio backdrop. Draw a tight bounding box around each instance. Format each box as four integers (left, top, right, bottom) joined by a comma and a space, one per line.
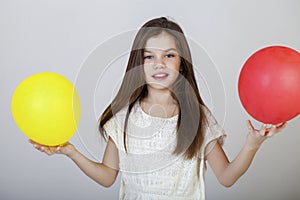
1, 0, 299, 199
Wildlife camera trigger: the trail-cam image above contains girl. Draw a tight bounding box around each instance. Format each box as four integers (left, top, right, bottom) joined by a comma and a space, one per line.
31, 17, 287, 200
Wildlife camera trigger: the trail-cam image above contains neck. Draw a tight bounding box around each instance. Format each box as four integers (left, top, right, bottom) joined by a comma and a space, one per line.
144, 87, 175, 105
141, 87, 178, 118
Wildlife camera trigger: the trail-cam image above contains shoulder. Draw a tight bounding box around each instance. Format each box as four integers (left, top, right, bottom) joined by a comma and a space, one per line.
201, 105, 217, 125
102, 106, 128, 148
201, 105, 223, 131
200, 105, 226, 157
102, 103, 142, 149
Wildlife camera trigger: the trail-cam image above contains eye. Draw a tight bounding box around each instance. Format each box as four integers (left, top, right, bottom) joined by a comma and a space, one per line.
144, 55, 153, 60
165, 54, 175, 58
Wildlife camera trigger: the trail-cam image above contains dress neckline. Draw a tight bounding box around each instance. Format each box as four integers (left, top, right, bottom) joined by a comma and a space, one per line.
137, 101, 178, 121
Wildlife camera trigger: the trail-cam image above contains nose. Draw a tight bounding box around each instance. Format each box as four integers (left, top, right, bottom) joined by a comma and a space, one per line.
154, 57, 166, 69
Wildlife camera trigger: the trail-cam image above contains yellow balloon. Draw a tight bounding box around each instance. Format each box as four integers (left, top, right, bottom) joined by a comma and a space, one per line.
11, 72, 80, 146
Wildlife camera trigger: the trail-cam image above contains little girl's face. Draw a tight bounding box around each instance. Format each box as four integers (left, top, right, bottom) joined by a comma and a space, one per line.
143, 32, 181, 91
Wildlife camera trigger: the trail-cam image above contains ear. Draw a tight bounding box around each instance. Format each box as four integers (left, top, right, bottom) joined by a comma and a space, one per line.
179, 66, 183, 73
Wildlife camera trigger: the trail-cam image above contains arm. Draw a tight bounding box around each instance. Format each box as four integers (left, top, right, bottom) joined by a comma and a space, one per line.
206, 120, 287, 187
30, 137, 119, 188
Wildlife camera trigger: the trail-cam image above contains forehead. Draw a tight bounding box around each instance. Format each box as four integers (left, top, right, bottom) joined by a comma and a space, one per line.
144, 32, 177, 51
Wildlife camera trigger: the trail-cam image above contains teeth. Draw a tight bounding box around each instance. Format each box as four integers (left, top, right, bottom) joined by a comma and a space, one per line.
153, 74, 167, 78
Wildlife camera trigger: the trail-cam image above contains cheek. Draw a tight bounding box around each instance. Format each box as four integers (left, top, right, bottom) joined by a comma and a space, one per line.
143, 61, 155, 71
143, 65, 152, 77
143, 63, 150, 69
169, 59, 181, 71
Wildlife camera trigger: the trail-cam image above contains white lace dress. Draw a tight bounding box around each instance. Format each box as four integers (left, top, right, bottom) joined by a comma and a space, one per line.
103, 103, 226, 200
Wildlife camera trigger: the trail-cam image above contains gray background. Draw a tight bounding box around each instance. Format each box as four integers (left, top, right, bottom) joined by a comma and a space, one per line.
1, 0, 299, 200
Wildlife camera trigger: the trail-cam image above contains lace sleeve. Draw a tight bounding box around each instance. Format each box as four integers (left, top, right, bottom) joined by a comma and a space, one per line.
103, 112, 126, 151
200, 107, 226, 159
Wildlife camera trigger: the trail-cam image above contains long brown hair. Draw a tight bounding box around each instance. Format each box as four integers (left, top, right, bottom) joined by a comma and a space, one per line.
99, 17, 207, 159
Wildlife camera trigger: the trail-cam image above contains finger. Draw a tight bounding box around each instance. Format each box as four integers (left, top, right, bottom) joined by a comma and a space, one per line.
33, 143, 42, 150
42, 147, 55, 156
246, 120, 255, 131
29, 139, 39, 148
259, 124, 267, 136
58, 143, 67, 148
276, 122, 288, 129
44, 150, 53, 156
55, 147, 61, 154
267, 125, 277, 137
33, 142, 47, 151
29, 139, 43, 146
268, 122, 288, 137
40, 146, 48, 152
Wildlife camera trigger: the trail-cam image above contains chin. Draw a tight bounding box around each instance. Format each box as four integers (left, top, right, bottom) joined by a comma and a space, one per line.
147, 82, 171, 90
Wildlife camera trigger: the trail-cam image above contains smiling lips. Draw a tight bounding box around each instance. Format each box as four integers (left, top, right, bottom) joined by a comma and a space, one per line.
152, 73, 169, 80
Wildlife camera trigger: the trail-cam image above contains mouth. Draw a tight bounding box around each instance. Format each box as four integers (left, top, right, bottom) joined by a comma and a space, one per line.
152, 73, 169, 80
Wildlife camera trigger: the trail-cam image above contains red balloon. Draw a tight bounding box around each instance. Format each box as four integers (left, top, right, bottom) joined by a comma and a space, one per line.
238, 46, 300, 124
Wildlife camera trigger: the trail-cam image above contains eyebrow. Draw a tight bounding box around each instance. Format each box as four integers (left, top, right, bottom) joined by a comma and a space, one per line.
144, 48, 178, 53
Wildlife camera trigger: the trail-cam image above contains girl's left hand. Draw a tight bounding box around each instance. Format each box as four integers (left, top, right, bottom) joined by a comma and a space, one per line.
245, 120, 287, 150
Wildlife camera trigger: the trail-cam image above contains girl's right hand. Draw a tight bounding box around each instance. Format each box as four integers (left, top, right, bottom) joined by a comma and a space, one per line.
29, 140, 77, 157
